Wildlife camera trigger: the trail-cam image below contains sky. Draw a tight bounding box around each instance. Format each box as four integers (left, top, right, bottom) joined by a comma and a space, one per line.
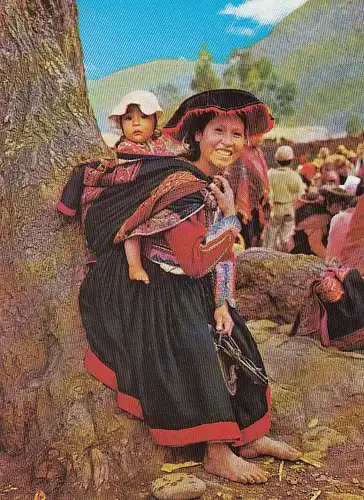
77, 0, 308, 81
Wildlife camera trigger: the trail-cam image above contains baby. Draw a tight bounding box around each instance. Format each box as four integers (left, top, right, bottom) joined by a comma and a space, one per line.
108, 91, 173, 284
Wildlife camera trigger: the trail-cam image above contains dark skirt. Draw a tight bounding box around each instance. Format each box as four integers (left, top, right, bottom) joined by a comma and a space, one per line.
323, 269, 364, 350
79, 245, 270, 447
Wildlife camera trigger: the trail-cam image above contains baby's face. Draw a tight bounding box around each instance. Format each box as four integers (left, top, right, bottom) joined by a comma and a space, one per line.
121, 105, 155, 143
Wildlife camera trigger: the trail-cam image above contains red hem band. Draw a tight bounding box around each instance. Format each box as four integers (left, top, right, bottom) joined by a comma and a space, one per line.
233, 385, 271, 446
149, 422, 241, 447
331, 327, 364, 350
84, 348, 271, 446
84, 348, 117, 390
56, 201, 76, 216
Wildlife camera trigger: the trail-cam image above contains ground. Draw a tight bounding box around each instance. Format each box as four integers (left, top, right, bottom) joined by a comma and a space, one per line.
1, 441, 363, 499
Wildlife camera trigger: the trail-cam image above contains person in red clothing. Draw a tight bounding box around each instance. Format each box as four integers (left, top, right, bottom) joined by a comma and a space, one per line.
292, 194, 364, 351
58, 89, 300, 485
299, 157, 317, 189
237, 134, 271, 247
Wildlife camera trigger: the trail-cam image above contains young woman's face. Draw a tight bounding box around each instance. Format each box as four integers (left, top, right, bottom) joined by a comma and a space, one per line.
121, 105, 155, 143
195, 115, 245, 172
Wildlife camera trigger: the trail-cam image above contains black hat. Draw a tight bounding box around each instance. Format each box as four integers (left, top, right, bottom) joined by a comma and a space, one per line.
164, 89, 274, 140
319, 185, 356, 201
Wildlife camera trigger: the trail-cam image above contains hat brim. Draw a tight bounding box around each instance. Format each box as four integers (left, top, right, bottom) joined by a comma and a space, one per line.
108, 104, 163, 129
163, 89, 274, 139
320, 185, 356, 199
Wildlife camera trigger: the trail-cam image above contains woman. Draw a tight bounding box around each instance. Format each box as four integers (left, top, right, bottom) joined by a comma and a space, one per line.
292, 194, 364, 350
291, 186, 355, 258
59, 89, 300, 484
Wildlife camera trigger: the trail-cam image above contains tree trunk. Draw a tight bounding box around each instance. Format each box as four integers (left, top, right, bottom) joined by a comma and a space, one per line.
0, 2, 166, 497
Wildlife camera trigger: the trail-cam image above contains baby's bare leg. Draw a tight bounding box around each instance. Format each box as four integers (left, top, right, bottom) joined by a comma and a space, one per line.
124, 238, 150, 284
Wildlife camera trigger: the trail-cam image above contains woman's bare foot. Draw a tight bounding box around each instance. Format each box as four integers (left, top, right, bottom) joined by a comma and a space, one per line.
240, 436, 301, 461
128, 266, 150, 284
204, 443, 269, 484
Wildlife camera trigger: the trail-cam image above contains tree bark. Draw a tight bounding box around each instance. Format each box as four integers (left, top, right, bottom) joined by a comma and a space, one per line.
0, 1, 162, 496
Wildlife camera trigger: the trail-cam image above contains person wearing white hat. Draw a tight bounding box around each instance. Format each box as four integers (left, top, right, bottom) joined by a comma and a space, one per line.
58, 89, 301, 485
263, 145, 305, 251
108, 91, 181, 284
108, 90, 164, 144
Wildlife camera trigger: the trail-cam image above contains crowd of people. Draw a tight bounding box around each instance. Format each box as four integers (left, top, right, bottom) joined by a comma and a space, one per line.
56, 88, 363, 485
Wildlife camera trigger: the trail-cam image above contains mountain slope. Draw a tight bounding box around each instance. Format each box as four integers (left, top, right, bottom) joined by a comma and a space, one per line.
87, 59, 225, 132
251, 0, 364, 132
87, 0, 364, 135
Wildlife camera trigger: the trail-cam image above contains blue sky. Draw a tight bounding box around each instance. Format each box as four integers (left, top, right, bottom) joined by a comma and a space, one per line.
77, 0, 308, 81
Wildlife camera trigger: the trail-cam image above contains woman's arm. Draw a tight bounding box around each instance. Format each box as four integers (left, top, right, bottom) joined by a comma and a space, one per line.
164, 214, 241, 278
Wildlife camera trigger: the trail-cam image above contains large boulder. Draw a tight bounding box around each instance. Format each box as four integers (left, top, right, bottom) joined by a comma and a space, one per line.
247, 320, 364, 458
236, 248, 326, 322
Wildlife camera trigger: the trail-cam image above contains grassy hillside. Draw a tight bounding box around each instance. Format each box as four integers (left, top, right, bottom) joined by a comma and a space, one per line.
87, 0, 364, 136
251, 0, 364, 133
87, 59, 225, 132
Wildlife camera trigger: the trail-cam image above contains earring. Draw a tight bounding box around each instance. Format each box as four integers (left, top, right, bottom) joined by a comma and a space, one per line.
181, 135, 190, 152
153, 128, 162, 139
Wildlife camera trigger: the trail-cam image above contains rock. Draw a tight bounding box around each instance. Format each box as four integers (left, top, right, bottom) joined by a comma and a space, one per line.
151, 473, 206, 500
253, 334, 364, 447
236, 248, 326, 322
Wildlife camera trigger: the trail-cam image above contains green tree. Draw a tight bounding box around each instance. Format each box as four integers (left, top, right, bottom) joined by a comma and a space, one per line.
345, 114, 363, 135
224, 48, 297, 123
191, 42, 221, 92
224, 48, 253, 88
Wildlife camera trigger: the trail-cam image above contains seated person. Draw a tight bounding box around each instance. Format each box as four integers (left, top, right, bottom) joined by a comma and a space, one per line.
291, 186, 355, 259
326, 197, 358, 263
292, 194, 364, 351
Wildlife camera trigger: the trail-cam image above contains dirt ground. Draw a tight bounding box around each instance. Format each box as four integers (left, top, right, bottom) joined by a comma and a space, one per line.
1, 441, 363, 500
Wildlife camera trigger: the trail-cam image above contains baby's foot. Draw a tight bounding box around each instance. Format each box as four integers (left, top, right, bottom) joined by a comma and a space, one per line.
129, 266, 150, 284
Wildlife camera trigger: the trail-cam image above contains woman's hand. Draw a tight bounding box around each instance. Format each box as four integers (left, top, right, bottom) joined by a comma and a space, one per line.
214, 301, 234, 335
209, 175, 236, 218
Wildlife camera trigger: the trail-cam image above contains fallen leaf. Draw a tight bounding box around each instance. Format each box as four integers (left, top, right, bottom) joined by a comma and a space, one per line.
161, 461, 201, 473
290, 464, 306, 471
263, 458, 275, 465
34, 491, 46, 500
300, 455, 323, 468
308, 418, 320, 428
309, 491, 322, 500
278, 461, 284, 481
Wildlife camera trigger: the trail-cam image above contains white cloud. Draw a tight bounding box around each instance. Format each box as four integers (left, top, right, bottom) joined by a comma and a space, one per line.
227, 25, 255, 36
220, 0, 308, 25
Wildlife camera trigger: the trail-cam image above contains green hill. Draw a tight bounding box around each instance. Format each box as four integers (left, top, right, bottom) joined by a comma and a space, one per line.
87, 59, 225, 132
251, 0, 364, 133
87, 0, 364, 136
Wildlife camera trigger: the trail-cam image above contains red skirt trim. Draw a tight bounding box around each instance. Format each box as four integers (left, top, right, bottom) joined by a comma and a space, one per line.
56, 200, 76, 217
84, 348, 271, 446
233, 386, 271, 446
150, 422, 241, 447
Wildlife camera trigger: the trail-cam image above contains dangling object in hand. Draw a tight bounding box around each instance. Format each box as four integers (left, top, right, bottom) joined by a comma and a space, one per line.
209, 325, 269, 393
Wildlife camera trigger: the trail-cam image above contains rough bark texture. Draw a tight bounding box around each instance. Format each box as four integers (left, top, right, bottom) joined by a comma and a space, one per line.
0, 2, 169, 497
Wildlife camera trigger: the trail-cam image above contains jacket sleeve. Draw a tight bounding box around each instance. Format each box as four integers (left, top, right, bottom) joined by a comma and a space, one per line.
56, 167, 86, 216
214, 259, 237, 308
164, 214, 241, 278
